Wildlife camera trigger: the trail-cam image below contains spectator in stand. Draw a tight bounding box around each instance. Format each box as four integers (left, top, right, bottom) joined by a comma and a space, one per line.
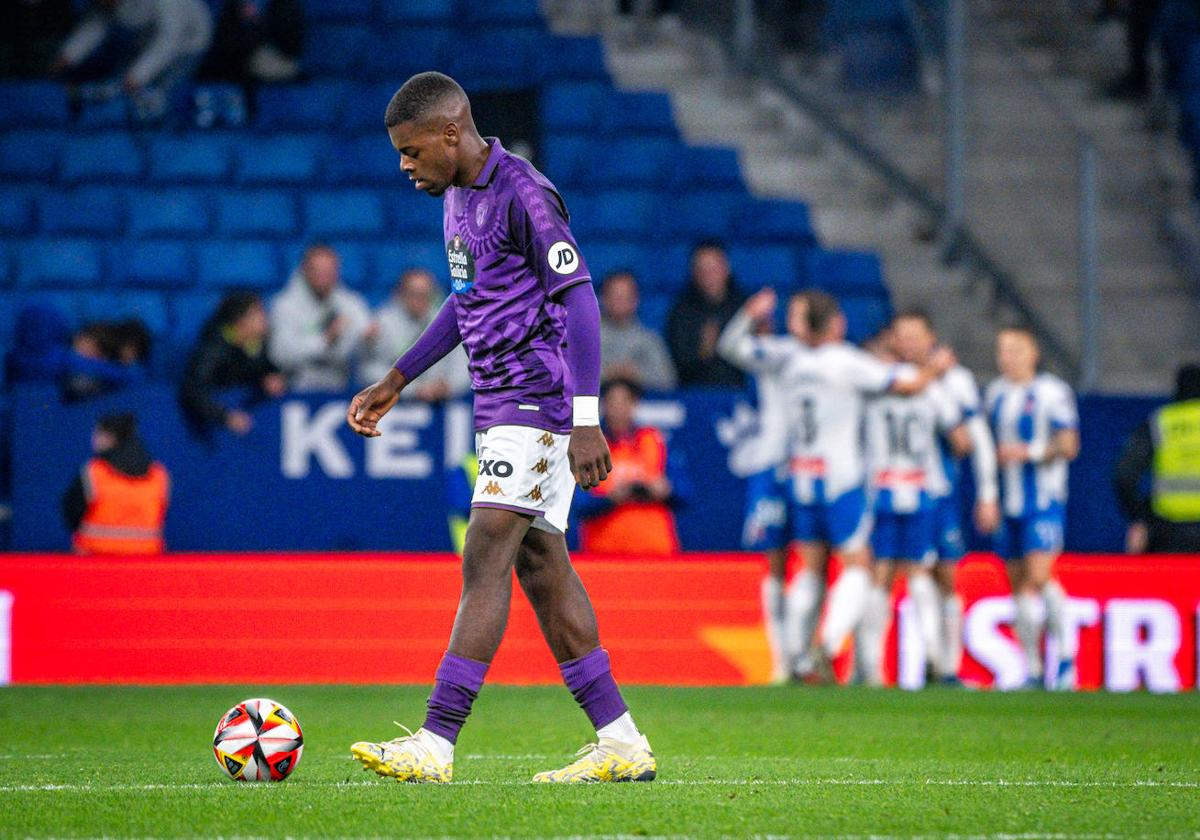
665, 240, 748, 388
1115, 364, 1200, 553
7, 305, 148, 401
61, 412, 170, 555
180, 291, 286, 436
201, 0, 303, 85
575, 378, 684, 554
359, 267, 470, 402
599, 269, 677, 391
51, 0, 213, 122
0, 0, 75, 77
268, 243, 371, 392
1105, 0, 1162, 99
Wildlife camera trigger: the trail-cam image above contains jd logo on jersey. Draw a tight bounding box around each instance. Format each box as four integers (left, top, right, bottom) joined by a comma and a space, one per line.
478, 459, 513, 478
447, 234, 476, 294
548, 240, 578, 275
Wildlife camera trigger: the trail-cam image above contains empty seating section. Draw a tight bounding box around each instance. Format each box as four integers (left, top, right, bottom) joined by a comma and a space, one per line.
0, 1, 891, 361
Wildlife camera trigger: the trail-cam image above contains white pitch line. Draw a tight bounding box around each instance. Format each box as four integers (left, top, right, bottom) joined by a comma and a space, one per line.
1, 778, 1198, 793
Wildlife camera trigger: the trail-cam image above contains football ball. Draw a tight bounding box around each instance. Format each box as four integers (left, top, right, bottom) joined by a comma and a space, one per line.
212, 698, 304, 782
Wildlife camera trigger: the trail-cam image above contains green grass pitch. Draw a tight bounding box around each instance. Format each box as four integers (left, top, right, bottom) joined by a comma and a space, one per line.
0, 684, 1197, 837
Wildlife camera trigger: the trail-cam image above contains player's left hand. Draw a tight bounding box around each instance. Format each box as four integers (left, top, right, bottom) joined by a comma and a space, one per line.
974, 500, 1001, 534
996, 443, 1029, 465
568, 426, 612, 490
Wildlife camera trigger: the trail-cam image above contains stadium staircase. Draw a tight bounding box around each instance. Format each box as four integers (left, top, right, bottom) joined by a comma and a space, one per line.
543, 0, 1200, 393
0, 0, 899, 398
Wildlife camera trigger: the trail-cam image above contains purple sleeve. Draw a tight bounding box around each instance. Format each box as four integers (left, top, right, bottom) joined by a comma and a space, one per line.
392, 299, 462, 381
560, 281, 601, 398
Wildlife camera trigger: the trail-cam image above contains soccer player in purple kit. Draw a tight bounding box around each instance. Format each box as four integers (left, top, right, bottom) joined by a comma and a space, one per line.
345, 72, 655, 784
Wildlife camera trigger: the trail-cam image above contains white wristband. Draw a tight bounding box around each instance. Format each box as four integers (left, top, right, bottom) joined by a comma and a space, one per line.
573, 396, 600, 427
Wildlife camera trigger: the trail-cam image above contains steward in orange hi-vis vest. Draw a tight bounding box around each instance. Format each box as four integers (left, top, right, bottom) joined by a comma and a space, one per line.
577, 379, 681, 555
62, 413, 170, 555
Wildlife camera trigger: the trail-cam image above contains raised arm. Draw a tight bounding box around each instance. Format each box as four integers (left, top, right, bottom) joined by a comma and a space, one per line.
717, 289, 790, 373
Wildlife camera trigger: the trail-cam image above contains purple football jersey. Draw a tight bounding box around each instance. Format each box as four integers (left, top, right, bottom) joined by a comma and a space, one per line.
442, 138, 591, 433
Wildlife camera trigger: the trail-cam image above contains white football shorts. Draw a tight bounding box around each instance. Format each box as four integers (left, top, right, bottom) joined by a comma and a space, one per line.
470, 424, 574, 534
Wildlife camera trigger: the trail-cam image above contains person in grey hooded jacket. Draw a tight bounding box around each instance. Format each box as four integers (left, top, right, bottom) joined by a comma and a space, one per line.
268, 243, 371, 392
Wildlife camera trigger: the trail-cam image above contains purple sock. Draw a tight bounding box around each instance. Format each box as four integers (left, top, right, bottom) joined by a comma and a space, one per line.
559, 647, 628, 730
422, 652, 488, 744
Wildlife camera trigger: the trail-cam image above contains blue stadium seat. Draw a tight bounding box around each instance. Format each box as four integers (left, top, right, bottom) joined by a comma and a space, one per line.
666, 190, 750, 239
452, 29, 540, 91
639, 293, 673, 335
569, 190, 660, 240
38, 187, 125, 236
462, 0, 543, 27
303, 0, 374, 22
215, 191, 298, 238
537, 36, 608, 82
17, 239, 105, 288
640, 242, 692, 294
727, 244, 801, 290
372, 241, 449, 288
127, 190, 211, 238
840, 25, 919, 94
340, 82, 400, 133
804, 249, 886, 294
841, 293, 893, 344
147, 135, 233, 183
540, 82, 609, 134
825, 0, 911, 34
671, 145, 743, 189
76, 96, 130, 130
386, 191, 444, 237
581, 241, 650, 285
304, 24, 371, 76
0, 130, 65, 180
304, 190, 385, 238
61, 132, 145, 183
585, 136, 676, 188
282, 241, 370, 289
255, 81, 351, 130
360, 26, 454, 81
0, 188, 37, 235
325, 135, 399, 184
602, 91, 676, 137
120, 240, 194, 288
0, 242, 12, 287
540, 134, 596, 188
170, 292, 224, 357
380, 0, 455, 25
0, 81, 70, 128
195, 241, 282, 289
735, 199, 816, 245
234, 135, 326, 184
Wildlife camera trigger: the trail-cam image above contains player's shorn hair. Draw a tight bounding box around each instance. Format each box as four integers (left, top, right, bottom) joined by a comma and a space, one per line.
802, 289, 841, 336
384, 72, 467, 128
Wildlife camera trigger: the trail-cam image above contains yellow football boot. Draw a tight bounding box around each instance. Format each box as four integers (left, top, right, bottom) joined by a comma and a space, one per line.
350, 725, 452, 784
532, 734, 657, 783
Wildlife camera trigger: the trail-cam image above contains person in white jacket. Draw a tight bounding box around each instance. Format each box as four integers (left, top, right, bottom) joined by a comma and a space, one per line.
54, 0, 213, 121
359, 267, 470, 401
268, 244, 371, 393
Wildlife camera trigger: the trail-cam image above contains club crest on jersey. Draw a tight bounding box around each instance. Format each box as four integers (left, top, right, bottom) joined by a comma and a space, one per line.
547, 241, 578, 275
447, 234, 476, 294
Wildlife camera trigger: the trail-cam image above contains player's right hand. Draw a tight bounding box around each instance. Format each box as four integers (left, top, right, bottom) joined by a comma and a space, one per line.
347, 369, 406, 437
744, 288, 777, 322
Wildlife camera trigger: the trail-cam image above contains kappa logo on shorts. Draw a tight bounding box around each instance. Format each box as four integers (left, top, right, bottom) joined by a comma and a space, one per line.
537, 433, 554, 447
547, 241, 578, 275
531, 458, 549, 474
525, 485, 544, 502
478, 459, 513, 477
481, 481, 505, 496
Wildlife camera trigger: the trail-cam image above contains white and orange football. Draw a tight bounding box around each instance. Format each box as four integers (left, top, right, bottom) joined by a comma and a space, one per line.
213, 698, 303, 782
